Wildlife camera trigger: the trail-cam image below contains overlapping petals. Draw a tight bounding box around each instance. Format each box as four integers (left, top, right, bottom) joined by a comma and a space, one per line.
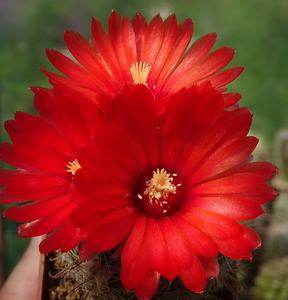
70, 84, 277, 299
43, 11, 243, 107
0, 10, 278, 300
0, 87, 105, 253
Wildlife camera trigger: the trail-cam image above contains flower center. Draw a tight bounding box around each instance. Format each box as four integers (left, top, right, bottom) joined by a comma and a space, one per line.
130, 62, 151, 84
66, 159, 81, 175
144, 168, 176, 202
137, 168, 182, 218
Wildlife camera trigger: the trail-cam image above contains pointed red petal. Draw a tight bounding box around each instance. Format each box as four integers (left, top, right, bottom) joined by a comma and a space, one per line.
3, 194, 70, 222
172, 215, 219, 257
83, 212, 140, 252
187, 195, 264, 220
5, 173, 69, 201
121, 215, 147, 267
120, 252, 149, 290
146, 15, 178, 86
157, 218, 193, 280
198, 256, 219, 279
208, 66, 245, 88
139, 14, 164, 67
18, 202, 77, 237
179, 208, 244, 240
39, 222, 82, 253
163, 33, 217, 91
64, 30, 116, 91
134, 268, 160, 300
108, 11, 137, 81
179, 253, 207, 293
143, 217, 168, 272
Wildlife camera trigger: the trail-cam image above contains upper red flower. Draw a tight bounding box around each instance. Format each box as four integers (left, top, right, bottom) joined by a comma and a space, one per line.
70, 84, 277, 299
0, 87, 104, 253
43, 11, 243, 108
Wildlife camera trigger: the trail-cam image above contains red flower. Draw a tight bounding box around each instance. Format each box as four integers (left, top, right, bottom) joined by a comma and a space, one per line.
70, 84, 277, 299
43, 11, 243, 108
0, 87, 104, 253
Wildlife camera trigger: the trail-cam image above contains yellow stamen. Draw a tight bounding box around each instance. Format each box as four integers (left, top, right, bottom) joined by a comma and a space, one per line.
144, 168, 176, 202
66, 159, 81, 175
130, 62, 151, 84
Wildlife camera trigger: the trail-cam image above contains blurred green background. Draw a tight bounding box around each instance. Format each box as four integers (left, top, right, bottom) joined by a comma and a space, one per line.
1, 0, 288, 299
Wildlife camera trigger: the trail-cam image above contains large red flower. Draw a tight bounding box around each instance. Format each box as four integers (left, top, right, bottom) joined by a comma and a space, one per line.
0, 87, 104, 253
43, 11, 243, 108
70, 84, 278, 299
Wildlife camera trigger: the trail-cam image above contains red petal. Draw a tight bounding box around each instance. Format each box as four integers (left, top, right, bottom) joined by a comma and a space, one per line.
208, 66, 245, 88
14, 111, 75, 159
172, 215, 219, 257
18, 202, 77, 237
140, 14, 164, 67
187, 195, 264, 220
157, 218, 193, 280
186, 136, 258, 183
110, 85, 160, 168
96, 206, 139, 226
161, 85, 225, 169
163, 33, 217, 91
74, 169, 131, 197
179, 253, 207, 293
63, 30, 116, 91
100, 117, 142, 177
146, 15, 178, 86
91, 17, 124, 86
0, 143, 33, 170
240, 184, 278, 204
120, 253, 149, 290
223, 92, 242, 108
154, 18, 194, 97
190, 173, 265, 194
0, 169, 26, 186
108, 12, 137, 81
240, 223, 261, 249
45, 49, 101, 90
13, 140, 68, 176
77, 146, 135, 184
223, 161, 278, 182
134, 268, 160, 300
179, 208, 244, 239
79, 195, 133, 212
0, 188, 26, 204
121, 215, 147, 266
131, 13, 148, 57
83, 212, 140, 252
213, 233, 257, 260
198, 256, 219, 279
143, 218, 168, 272
5, 173, 70, 201
39, 222, 82, 253
3, 194, 71, 222
41, 69, 96, 96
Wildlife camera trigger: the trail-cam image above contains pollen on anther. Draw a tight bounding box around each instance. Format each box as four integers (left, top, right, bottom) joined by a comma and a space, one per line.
130, 62, 151, 84
66, 159, 81, 175
144, 168, 177, 202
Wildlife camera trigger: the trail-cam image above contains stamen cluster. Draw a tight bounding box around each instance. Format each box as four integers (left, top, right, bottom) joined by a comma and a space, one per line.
130, 62, 151, 84
143, 168, 177, 202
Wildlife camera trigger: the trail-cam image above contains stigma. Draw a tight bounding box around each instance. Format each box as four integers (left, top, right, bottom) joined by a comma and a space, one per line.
130, 62, 151, 84
144, 168, 177, 203
66, 159, 81, 175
